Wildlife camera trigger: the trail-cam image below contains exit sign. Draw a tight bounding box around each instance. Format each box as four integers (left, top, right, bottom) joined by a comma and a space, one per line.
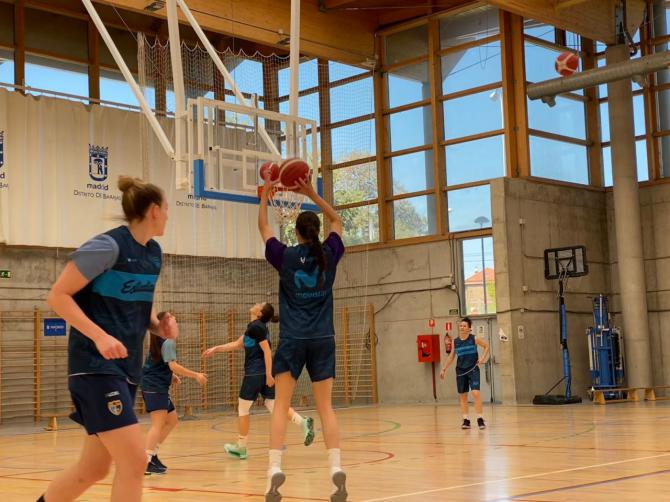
0, 270, 10, 279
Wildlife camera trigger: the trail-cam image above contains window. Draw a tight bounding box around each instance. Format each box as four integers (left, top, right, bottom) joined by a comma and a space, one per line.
385, 24, 428, 65
462, 237, 496, 315
338, 204, 379, 246
440, 6, 499, 48
0, 50, 13, 84
331, 120, 376, 164
100, 69, 155, 109
330, 77, 373, 123
393, 194, 435, 239
329, 61, 367, 82
444, 88, 503, 139
279, 91, 320, 124
389, 106, 432, 152
602, 140, 650, 186
529, 136, 589, 184
391, 150, 434, 195
447, 184, 492, 233
279, 59, 318, 95
445, 136, 505, 185
387, 62, 429, 108
25, 54, 88, 98
527, 95, 586, 139
600, 94, 646, 142
333, 162, 377, 206
441, 45, 501, 95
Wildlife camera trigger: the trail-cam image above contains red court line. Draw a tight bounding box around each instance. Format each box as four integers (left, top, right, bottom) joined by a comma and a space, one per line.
489, 467, 670, 501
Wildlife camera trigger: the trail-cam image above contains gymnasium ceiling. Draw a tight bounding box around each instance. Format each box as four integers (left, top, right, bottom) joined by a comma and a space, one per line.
24, 0, 649, 65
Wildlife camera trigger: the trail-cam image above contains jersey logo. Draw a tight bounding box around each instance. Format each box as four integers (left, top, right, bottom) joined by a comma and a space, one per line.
300, 257, 306, 264
294, 269, 320, 289
107, 399, 123, 416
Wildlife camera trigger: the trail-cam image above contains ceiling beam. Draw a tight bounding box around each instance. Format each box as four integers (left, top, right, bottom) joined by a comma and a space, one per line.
323, 0, 359, 8
483, 0, 646, 44
93, 0, 376, 65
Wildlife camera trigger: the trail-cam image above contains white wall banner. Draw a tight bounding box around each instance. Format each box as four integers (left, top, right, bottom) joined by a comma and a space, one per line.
0, 88, 266, 258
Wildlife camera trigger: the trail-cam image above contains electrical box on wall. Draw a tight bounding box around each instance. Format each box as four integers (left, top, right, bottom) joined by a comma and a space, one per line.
417, 335, 441, 363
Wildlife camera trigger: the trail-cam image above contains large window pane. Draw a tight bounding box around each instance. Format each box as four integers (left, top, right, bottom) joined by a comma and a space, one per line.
656, 87, 670, 132
0, 50, 13, 84
524, 20, 557, 42
100, 69, 155, 109
447, 184, 492, 232
527, 96, 586, 139
444, 88, 503, 139
441, 45, 501, 95
393, 194, 435, 238
602, 140, 650, 186
391, 150, 434, 195
525, 43, 581, 85
339, 204, 379, 246
530, 136, 589, 184
25, 55, 88, 98
445, 135, 505, 185
333, 161, 377, 206
279, 59, 318, 95
330, 77, 373, 123
331, 120, 376, 164
387, 62, 429, 108
389, 106, 432, 152
230, 58, 264, 98
440, 6, 499, 48
462, 237, 496, 315
600, 94, 645, 142
329, 62, 368, 82
279, 92, 320, 124
385, 24, 428, 65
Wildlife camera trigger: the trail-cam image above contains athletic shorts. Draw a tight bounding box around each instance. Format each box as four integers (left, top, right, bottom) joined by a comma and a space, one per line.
141, 390, 176, 413
273, 336, 336, 382
69, 374, 138, 435
239, 374, 276, 401
456, 366, 480, 394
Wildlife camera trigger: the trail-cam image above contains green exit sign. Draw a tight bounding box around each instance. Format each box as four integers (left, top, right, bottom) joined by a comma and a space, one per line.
0, 270, 11, 279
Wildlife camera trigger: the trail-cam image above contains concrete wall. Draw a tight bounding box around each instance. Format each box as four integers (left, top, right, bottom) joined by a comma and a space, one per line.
607, 183, 670, 388
491, 178, 611, 404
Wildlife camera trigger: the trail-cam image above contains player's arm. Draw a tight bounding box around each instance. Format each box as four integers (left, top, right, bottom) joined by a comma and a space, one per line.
439, 350, 456, 379
258, 174, 280, 242
202, 336, 244, 358
168, 361, 207, 385
475, 337, 490, 365
259, 340, 274, 388
295, 178, 342, 236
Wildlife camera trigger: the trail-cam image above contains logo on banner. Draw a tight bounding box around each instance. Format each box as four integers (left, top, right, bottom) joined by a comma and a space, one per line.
89, 145, 108, 183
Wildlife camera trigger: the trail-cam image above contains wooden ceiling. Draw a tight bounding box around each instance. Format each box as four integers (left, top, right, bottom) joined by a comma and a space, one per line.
25, 1, 649, 65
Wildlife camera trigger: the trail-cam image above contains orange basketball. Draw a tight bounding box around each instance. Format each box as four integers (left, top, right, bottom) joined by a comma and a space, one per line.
259, 161, 280, 182
555, 51, 579, 77
279, 158, 310, 190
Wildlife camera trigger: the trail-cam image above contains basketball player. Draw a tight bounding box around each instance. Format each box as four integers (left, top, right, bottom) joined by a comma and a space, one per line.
202, 302, 315, 460
37, 176, 175, 502
258, 172, 347, 502
440, 317, 489, 430
142, 312, 208, 475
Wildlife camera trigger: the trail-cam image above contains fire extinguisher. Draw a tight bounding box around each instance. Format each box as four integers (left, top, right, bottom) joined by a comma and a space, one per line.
444, 333, 453, 355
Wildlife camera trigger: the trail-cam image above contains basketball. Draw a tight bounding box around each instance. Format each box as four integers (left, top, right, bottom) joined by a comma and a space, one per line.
279, 158, 310, 190
259, 161, 280, 182
555, 51, 579, 77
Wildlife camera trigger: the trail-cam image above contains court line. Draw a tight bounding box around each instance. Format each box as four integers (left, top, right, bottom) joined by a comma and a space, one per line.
359, 451, 670, 502
489, 466, 670, 501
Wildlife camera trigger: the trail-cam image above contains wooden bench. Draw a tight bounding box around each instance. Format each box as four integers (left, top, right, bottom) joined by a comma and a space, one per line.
644, 385, 670, 401
592, 387, 639, 405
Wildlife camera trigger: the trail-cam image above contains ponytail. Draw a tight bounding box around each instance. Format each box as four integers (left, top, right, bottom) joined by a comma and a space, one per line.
150, 311, 168, 363
296, 211, 327, 287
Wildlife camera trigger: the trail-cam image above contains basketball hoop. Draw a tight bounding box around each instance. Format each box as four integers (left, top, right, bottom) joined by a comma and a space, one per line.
257, 185, 306, 225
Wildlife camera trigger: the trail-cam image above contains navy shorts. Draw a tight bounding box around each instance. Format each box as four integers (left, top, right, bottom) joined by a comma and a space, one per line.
239, 374, 275, 401
273, 336, 336, 382
142, 390, 176, 413
68, 374, 138, 435
456, 366, 481, 394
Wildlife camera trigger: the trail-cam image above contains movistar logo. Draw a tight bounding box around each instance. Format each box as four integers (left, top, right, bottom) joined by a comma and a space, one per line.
122, 280, 156, 294
294, 269, 320, 289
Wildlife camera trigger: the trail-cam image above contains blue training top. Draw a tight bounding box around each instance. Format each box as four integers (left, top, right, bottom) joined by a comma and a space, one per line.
244, 319, 270, 376
265, 233, 345, 340
141, 339, 177, 392
68, 225, 162, 384
453, 334, 479, 371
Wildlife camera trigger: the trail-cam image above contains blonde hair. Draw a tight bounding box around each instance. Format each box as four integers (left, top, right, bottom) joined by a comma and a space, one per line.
117, 175, 164, 222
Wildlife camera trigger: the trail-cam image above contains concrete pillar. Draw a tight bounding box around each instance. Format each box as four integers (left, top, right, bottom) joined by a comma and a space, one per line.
653, 0, 670, 176
606, 45, 653, 387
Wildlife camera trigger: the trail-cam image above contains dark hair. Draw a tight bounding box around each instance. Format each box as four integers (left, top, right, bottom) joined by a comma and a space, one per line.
461, 317, 472, 328
117, 175, 164, 223
295, 211, 326, 287
260, 303, 279, 324
150, 311, 168, 364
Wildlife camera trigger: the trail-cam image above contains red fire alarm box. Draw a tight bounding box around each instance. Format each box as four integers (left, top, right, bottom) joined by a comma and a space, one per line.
417, 334, 441, 363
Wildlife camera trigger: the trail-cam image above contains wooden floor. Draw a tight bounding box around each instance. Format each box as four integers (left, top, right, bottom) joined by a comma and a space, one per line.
2, 402, 670, 501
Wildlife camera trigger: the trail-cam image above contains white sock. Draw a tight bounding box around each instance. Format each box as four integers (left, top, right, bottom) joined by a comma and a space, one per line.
266, 449, 283, 493
327, 448, 341, 475
238, 435, 248, 448
291, 411, 304, 426
146, 449, 156, 462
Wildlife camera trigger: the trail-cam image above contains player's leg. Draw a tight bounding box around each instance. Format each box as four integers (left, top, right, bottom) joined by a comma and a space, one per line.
470, 367, 485, 429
